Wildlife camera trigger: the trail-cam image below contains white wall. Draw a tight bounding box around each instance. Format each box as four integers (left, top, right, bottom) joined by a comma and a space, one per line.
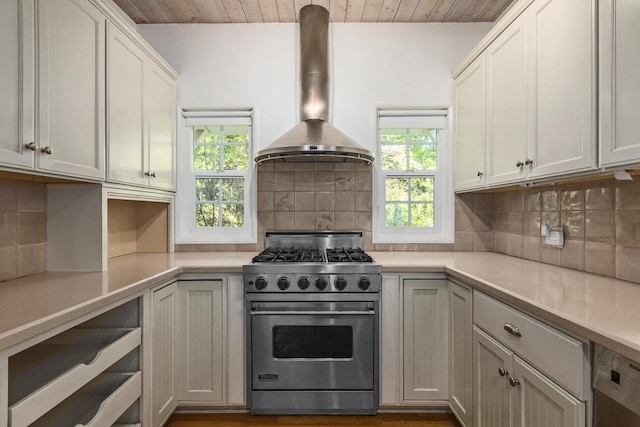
138, 22, 492, 152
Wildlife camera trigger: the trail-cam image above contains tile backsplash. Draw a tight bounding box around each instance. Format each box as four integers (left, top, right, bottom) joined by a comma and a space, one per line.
0, 178, 47, 281
486, 177, 640, 283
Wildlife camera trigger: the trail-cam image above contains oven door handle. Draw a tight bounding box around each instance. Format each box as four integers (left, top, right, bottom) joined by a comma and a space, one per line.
250, 310, 375, 316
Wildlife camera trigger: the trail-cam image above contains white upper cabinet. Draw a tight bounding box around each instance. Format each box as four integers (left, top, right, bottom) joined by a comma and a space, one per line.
107, 24, 146, 187
0, 0, 105, 180
0, 0, 34, 170
107, 23, 177, 191
36, 0, 106, 180
485, 14, 529, 185
527, 0, 595, 179
146, 63, 177, 191
599, 0, 640, 167
453, 0, 596, 190
454, 56, 486, 191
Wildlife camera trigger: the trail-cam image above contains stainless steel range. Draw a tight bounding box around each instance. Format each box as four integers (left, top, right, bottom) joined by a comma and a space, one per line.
244, 231, 381, 415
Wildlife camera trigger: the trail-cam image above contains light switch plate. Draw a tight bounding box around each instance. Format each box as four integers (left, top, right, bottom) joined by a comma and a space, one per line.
545, 229, 564, 248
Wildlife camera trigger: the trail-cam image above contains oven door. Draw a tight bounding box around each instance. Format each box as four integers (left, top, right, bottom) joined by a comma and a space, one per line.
250, 301, 375, 390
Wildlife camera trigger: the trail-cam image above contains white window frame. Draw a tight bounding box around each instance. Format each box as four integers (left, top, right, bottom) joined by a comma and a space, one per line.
176, 109, 256, 244
373, 108, 454, 244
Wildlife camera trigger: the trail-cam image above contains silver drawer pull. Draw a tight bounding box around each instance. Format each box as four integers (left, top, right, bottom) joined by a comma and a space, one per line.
509, 377, 520, 387
504, 322, 522, 337
498, 368, 509, 377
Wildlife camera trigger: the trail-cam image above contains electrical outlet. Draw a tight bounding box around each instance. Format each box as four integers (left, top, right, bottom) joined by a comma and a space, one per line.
545, 229, 564, 248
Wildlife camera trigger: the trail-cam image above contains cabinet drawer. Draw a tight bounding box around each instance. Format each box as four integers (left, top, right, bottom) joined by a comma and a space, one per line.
9, 327, 141, 427
24, 372, 142, 427
473, 292, 588, 399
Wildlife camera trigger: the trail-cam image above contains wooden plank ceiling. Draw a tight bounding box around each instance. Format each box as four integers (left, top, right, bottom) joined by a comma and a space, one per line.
114, 0, 515, 24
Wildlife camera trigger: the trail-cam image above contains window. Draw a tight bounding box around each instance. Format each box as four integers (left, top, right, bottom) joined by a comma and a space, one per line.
176, 110, 256, 243
373, 109, 453, 243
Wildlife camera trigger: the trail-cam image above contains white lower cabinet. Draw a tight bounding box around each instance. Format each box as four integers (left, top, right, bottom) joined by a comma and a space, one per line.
4, 298, 142, 427
473, 290, 589, 427
380, 275, 448, 406
151, 282, 179, 427
178, 280, 224, 403
473, 327, 585, 427
448, 281, 472, 427
151, 276, 245, 426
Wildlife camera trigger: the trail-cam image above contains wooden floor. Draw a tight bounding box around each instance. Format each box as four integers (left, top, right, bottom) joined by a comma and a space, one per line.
165, 413, 461, 427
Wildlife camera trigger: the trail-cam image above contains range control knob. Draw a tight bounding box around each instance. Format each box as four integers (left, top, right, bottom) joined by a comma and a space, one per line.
357, 276, 371, 291
277, 276, 290, 291
298, 276, 310, 290
334, 276, 348, 291
315, 277, 328, 290
254, 276, 268, 291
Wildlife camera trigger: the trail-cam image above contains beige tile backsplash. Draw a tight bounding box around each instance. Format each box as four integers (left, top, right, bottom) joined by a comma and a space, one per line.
492, 177, 640, 284
0, 179, 47, 281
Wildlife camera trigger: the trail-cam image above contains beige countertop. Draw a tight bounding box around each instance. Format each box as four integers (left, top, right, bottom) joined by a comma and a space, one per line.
1, 251, 639, 364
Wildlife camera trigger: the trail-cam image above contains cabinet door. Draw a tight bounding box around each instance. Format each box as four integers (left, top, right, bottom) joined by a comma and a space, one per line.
448, 282, 472, 427
473, 326, 513, 427
513, 356, 585, 427
0, 0, 34, 169
486, 15, 529, 185
226, 275, 246, 406
527, 0, 595, 178
178, 280, 224, 403
454, 56, 486, 191
402, 279, 448, 401
36, 0, 105, 180
107, 23, 147, 187
599, 0, 640, 167
151, 282, 178, 427
146, 63, 176, 191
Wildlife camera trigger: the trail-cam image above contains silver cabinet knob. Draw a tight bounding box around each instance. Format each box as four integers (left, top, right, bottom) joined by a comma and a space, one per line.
498, 368, 509, 377
516, 160, 524, 168
145, 172, 157, 178
41, 146, 52, 155
525, 158, 534, 165
477, 171, 483, 177
509, 377, 520, 387
24, 142, 37, 151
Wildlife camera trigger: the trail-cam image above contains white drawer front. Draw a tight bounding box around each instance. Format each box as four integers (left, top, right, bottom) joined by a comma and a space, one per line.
473, 292, 588, 399
9, 327, 141, 427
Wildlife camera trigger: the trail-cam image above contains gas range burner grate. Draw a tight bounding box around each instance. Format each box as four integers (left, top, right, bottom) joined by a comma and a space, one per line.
326, 248, 373, 263
252, 246, 373, 263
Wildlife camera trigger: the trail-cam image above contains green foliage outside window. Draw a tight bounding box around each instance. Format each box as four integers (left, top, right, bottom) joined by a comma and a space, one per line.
380, 127, 437, 228
192, 125, 249, 228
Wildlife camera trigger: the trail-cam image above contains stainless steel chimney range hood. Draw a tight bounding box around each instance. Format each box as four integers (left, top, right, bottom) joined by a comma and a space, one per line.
255, 5, 374, 165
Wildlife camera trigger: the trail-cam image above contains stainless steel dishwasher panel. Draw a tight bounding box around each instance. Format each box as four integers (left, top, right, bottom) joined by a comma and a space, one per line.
593, 345, 640, 426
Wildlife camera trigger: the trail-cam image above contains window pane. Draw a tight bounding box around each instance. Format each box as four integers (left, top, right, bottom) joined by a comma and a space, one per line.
196, 178, 218, 201
380, 129, 406, 143
223, 144, 249, 170
223, 125, 250, 143
381, 145, 406, 170
222, 204, 244, 227
411, 203, 434, 227
411, 178, 435, 201
409, 143, 437, 170
193, 145, 219, 171
386, 203, 408, 227
196, 203, 217, 227
194, 125, 221, 143
221, 178, 244, 201
386, 178, 409, 201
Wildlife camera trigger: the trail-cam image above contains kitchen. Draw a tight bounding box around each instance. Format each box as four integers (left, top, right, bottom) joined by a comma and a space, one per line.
1, 0, 640, 426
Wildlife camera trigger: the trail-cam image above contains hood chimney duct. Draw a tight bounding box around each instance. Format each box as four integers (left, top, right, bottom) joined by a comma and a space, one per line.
254, 5, 374, 165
